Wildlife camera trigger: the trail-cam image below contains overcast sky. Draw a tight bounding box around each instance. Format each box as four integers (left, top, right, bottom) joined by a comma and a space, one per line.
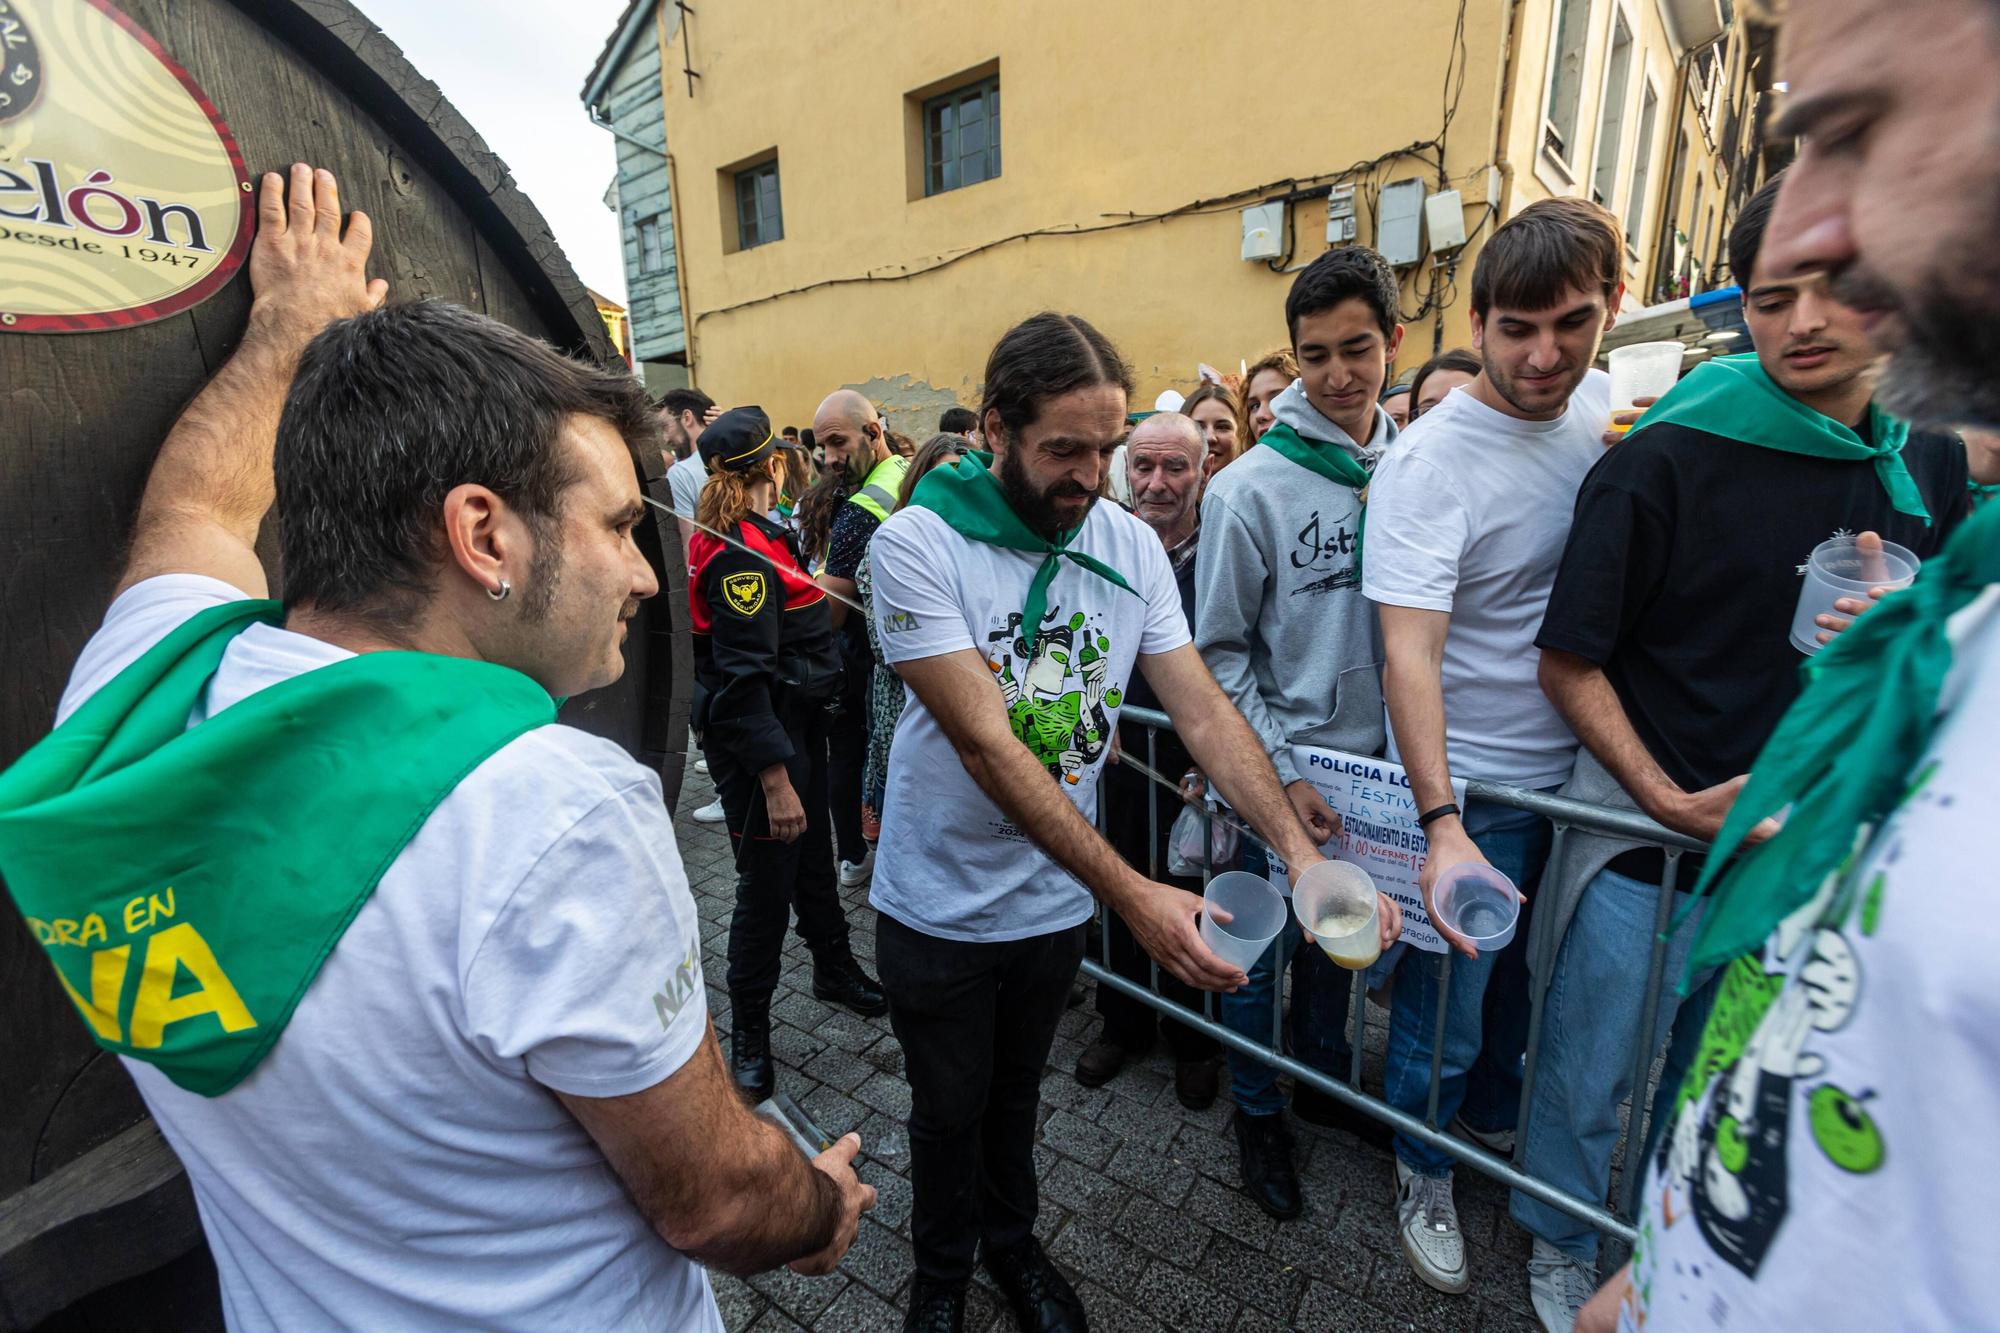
366, 0, 633, 304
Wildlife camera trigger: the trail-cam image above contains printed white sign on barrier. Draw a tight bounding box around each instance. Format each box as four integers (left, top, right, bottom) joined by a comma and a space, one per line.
1261, 746, 1465, 956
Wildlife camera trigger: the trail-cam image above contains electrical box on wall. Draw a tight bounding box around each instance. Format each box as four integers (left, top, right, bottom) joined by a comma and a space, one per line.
1241, 202, 1285, 261
1425, 189, 1468, 252
1325, 184, 1357, 245
1377, 178, 1426, 267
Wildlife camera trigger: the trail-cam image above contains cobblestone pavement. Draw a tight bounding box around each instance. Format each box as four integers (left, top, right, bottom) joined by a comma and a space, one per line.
674, 762, 1546, 1332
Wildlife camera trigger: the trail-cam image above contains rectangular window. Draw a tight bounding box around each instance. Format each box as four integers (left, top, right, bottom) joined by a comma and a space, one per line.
1543, 0, 1594, 166
924, 75, 1001, 197
1624, 81, 1659, 255
734, 160, 782, 250
1590, 13, 1634, 208
638, 216, 664, 274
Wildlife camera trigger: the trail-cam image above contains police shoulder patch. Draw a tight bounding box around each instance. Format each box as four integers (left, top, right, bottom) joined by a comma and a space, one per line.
721, 570, 767, 615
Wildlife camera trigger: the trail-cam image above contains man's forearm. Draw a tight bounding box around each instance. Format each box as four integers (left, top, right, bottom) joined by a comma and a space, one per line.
686, 1117, 842, 1275
1177, 700, 1319, 868
953, 730, 1143, 908
1539, 650, 1680, 817
1382, 652, 1457, 814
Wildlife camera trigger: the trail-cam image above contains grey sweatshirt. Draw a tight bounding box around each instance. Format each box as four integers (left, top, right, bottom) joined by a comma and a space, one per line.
1195, 380, 1396, 785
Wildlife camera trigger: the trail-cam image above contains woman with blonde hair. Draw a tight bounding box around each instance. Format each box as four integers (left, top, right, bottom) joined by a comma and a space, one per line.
1180, 381, 1249, 477
1241, 348, 1299, 442
689, 407, 885, 1104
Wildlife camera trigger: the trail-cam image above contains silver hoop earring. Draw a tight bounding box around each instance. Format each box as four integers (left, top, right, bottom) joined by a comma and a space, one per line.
488, 578, 511, 603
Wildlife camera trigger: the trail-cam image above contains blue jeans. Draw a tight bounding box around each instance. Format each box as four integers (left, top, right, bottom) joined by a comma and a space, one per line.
1383, 795, 1554, 1175
1220, 842, 1355, 1116
1509, 867, 1714, 1262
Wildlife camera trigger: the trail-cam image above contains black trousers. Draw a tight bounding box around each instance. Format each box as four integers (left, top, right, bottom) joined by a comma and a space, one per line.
710, 701, 851, 999
1095, 761, 1219, 1061
876, 912, 1085, 1285
827, 653, 870, 864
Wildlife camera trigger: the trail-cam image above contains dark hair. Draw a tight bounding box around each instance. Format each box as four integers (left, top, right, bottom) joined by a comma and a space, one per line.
1472, 197, 1624, 319
897, 433, 969, 510
1285, 246, 1400, 343
277, 300, 655, 624
781, 425, 800, 438
1729, 173, 1786, 288
939, 405, 978, 434
656, 386, 714, 420
801, 428, 816, 449
795, 469, 856, 565
1408, 347, 1483, 414
978, 312, 1134, 439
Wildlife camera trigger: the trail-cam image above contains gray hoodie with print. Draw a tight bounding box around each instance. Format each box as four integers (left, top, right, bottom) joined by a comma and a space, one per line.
1194, 379, 1395, 786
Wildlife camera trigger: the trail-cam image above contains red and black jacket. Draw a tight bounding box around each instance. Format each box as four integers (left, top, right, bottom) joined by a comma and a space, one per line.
690, 514, 844, 775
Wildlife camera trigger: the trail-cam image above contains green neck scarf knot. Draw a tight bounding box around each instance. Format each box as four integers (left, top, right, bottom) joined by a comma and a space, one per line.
1257, 421, 1374, 572
907, 450, 1140, 657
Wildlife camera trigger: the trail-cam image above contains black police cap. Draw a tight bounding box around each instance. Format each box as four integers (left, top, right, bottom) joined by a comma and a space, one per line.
697, 406, 776, 472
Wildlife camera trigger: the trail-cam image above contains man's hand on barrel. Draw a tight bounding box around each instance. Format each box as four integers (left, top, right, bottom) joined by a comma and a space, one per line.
249, 163, 388, 341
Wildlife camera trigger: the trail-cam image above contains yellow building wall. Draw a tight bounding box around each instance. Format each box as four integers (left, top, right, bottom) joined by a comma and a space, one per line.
658, 0, 1757, 429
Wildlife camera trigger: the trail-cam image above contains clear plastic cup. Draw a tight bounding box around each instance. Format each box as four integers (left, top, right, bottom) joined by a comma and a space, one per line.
1606, 341, 1684, 433
1292, 860, 1381, 970
1431, 863, 1520, 951
1199, 870, 1287, 972
1788, 535, 1920, 656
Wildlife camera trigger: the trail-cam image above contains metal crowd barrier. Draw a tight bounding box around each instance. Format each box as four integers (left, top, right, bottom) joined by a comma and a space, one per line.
1085, 705, 1711, 1251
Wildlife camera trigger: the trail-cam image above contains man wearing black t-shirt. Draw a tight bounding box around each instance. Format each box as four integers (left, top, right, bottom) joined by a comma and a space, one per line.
1508, 176, 1970, 1329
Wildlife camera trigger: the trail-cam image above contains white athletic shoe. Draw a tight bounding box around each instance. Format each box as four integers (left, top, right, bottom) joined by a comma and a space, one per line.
838, 848, 874, 887
691, 797, 727, 824
1394, 1160, 1469, 1294
1526, 1237, 1598, 1333
694, 758, 709, 776
1448, 1115, 1516, 1157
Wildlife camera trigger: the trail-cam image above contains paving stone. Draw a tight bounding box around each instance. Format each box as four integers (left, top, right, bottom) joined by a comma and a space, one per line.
1266, 1212, 1380, 1296
853, 1069, 913, 1119
1040, 1109, 1121, 1170
802, 1045, 876, 1094
1073, 1280, 1165, 1333
812, 1008, 885, 1054
770, 989, 835, 1031
855, 1109, 912, 1173
797, 1083, 868, 1136
1293, 1279, 1408, 1333
744, 1306, 808, 1332
1042, 1155, 1133, 1226
835, 1217, 913, 1302
1103, 1062, 1173, 1107
1170, 1118, 1242, 1186
709, 1272, 768, 1329
810, 1281, 904, 1332
746, 1266, 846, 1325
1477, 1296, 1544, 1331
1184, 1174, 1282, 1250
1114, 1192, 1214, 1265
1194, 1232, 1307, 1318
1048, 1217, 1149, 1298
1363, 1250, 1485, 1332
1102, 1142, 1197, 1207
1128, 1258, 1239, 1333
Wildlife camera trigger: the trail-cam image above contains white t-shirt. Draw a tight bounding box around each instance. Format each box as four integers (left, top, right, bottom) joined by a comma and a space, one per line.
55, 576, 721, 1333
1622, 590, 2000, 1332
1362, 370, 1609, 787
868, 500, 1191, 941
666, 453, 707, 517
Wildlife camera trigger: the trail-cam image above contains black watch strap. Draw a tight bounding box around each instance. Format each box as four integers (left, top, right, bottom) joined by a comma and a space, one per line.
1417, 802, 1461, 829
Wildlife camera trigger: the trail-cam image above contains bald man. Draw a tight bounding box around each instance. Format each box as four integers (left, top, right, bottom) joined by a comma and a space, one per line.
812, 390, 908, 887
1077, 413, 1224, 1105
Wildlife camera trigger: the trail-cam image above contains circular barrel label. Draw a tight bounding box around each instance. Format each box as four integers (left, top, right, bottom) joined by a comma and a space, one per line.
0, 0, 252, 332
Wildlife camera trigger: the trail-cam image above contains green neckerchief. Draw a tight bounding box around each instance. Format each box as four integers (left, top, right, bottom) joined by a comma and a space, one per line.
1257, 420, 1373, 572
906, 450, 1140, 657
0, 600, 554, 1096
1632, 352, 1930, 524
1970, 479, 2000, 509
1677, 498, 2000, 979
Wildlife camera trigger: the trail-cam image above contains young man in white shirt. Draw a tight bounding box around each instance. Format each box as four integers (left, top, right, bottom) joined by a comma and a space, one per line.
1362, 197, 1624, 1297
0, 165, 871, 1331
868, 312, 1399, 1333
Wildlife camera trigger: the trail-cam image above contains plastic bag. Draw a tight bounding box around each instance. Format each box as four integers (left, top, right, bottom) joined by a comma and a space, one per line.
1167, 801, 1238, 876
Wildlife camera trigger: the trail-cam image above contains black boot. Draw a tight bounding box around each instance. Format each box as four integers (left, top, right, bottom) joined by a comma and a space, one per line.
982, 1236, 1088, 1332
1235, 1111, 1302, 1220
903, 1278, 967, 1333
728, 993, 774, 1103
812, 949, 888, 1017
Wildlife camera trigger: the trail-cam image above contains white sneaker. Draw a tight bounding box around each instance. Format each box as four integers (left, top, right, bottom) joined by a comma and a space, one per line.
1526, 1237, 1598, 1333
691, 797, 727, 824
1394, 1160, 1469, 1294
838, 848, 874, 887
1448, 1115, 1515, 1157
694, 758, 709, 776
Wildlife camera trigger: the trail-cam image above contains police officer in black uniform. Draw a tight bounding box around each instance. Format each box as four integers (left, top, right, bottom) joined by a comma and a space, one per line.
689, 408, 886, 1102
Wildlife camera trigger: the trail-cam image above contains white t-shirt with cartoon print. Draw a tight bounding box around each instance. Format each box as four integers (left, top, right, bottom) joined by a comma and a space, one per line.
867, 501, 1191, 941
1623, 590, 2000, 1331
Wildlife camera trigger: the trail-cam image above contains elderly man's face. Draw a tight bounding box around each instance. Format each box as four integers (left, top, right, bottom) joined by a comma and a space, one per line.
1762, 0, 2000, 426
1125, 420, 1205, 541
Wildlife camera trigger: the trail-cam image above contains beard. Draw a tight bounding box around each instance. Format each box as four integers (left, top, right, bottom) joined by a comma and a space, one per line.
1482, 350, 1589, 417
999, 442, 1095, 541
518, 517, 565, 625
1833, 259, 2000, 430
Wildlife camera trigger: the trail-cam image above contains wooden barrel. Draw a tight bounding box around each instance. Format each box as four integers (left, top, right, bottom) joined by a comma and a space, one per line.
0, 2, 689, 1324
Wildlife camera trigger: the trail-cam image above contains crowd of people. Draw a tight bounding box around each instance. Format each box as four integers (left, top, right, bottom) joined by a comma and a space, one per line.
4, 0, 1997, 1330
